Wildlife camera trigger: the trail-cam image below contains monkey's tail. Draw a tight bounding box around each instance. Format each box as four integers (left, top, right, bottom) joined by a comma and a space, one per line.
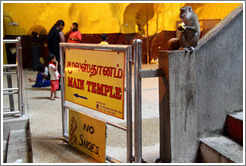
167, 38, 180, 50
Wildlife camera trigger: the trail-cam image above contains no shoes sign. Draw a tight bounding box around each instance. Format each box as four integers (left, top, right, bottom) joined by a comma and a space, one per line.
69, 109, 106, 162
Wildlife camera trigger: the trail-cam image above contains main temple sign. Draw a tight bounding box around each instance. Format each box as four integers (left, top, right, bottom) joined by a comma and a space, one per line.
65, 48, 125, 119
69, 109, 106, 162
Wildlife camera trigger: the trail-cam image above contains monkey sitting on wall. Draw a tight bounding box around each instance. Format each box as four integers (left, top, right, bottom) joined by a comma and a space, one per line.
167, 6, 201, 53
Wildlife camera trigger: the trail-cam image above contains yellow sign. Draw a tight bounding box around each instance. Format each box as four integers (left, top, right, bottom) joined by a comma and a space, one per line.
69, 109, 106, 163
65, 48, 125, 119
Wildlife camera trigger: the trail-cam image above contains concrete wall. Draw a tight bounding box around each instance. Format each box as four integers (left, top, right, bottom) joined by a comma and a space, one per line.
195, 5, 243, 136
159, 50, 198, 162
3, 117, 29, 140
158, 4, 243, 163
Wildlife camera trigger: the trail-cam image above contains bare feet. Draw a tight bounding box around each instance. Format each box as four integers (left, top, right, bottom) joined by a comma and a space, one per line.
28, 78, 36, 82
50, 97, 55, 100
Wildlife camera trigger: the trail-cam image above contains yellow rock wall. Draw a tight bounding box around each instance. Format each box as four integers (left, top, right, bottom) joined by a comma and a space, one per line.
2, 3, 241, 64
3, 3, 241, 36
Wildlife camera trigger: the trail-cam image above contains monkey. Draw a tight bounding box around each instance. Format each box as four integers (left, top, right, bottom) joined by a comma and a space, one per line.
167, 6, 200, 53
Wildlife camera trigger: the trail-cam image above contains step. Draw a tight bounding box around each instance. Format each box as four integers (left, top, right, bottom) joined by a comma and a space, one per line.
6, 129, 32, 163
225, 111, 243, 145
3, 140, 8, 163
3, 116, 29, 140
199, 135, 243, 163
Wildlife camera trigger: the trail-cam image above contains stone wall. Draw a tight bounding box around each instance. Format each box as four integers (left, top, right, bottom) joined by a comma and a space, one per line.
158, 4, 243, 162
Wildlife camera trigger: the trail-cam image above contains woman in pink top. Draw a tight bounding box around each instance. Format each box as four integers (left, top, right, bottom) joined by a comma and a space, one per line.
65, 22, 82, 43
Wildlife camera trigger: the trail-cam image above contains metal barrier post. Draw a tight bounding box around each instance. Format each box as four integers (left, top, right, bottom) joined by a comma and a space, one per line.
126, 46, 133, 163
133, 39, 142, 163
60, 45, 68, 138
16, 38, 22, 116
17, 37, 25, 116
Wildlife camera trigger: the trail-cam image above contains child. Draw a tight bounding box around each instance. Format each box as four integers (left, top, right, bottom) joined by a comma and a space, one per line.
99, 33, 108, 45
28, 65, 50, 88
48, 54, 60, 100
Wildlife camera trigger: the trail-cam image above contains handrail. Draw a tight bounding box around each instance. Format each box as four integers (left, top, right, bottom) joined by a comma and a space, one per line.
3, 37, 24, 117
3, 64, 18, 68
3, 39, 20, 43
3, 72, 17, 75
197, 4, 243, 51
3, 88, 19, 91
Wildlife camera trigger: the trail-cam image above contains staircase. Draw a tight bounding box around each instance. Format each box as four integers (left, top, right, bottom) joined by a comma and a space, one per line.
6, 129, 32, 163
199, 111, 243, 163
3, 116, 32, 163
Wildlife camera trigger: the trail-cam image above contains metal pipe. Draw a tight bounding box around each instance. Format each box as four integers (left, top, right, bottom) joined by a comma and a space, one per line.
17, 37, 25, 116
106, 121, 127, 131
133, 39, 142, 163
3, 111, 21, 116
3, 88, 19, 91
139, 69, 164, 78
60, 42, 128, 51
16, 38, 22, 116
106, 155, 122, 163
3, 92, 18, 95
126, 46, 133, 163
60, 45, 67, 138
3, 64, 18, 68
63, 104, 127, 131
3, 39, 19, 44
3, 15, 14, 23
3, 72, 17, 75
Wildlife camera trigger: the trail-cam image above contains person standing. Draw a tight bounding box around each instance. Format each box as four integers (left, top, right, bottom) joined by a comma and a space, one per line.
48, 19, 65, 89
48, 54, 60, 100
99, 33, 108, 45
65, 22, 82, 43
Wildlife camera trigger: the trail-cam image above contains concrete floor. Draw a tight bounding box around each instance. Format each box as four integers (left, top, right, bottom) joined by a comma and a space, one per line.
4, 64, 160, 163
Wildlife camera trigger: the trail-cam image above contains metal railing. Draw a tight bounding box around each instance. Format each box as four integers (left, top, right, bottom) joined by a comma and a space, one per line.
2, 37, 25, 117
133, 39, 166, 163
59, 42, 133, 163
59, 40, 163, 163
